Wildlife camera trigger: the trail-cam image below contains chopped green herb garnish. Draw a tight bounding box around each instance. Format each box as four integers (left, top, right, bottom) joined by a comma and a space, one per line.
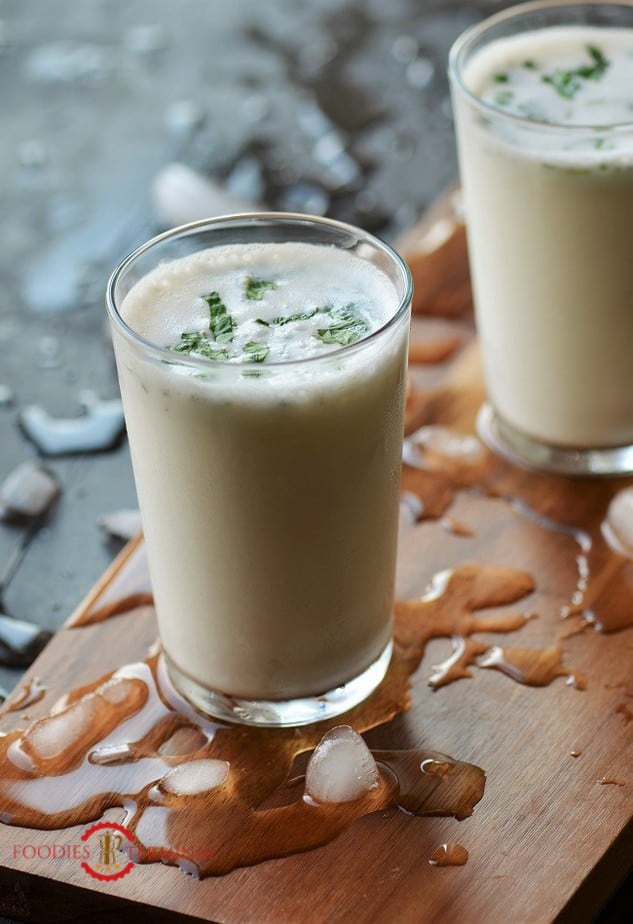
541, 70, 581, 99
493, 72, 509, 83
168, 332, 230, 361
203, 291, 235, 343
587, 44, 609, 73
314, 304, 369, 347
243, 340, 269, 363
495, 90, 515, 107
523, 59, 538, 70
541, 44, 609, 99
245, 276, 277, 300
259, 307, 320, 327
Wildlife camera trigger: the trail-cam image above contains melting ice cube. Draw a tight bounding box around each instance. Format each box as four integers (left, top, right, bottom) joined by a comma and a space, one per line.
98, 508, 142, 542
0, 614, 52, 668
603, 487, 633, 558
158, 759, 230, 796
151, 163, 257, 228
0, 461, 60, 519
304, 725, 379, 804
22, 696, 99, 761
20, 391, 124, 455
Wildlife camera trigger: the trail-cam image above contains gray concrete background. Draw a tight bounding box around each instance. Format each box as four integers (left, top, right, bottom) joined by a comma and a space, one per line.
0, 0, 628, 919
0, 0, 488, 695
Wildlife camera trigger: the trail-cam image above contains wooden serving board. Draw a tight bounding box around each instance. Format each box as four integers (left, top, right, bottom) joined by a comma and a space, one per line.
0, 193, 631, 924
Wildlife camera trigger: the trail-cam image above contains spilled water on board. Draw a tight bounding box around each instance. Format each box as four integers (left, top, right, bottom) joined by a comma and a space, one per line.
0, 639, 487, 877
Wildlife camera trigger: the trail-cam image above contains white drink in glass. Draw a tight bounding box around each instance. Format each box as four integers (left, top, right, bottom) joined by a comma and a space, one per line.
107, 218, 411, 725
450, 2, 633, 474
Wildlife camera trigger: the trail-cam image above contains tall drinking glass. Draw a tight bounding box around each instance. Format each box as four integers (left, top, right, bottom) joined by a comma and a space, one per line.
450, 1, 633, 474
106, 214, 412, 726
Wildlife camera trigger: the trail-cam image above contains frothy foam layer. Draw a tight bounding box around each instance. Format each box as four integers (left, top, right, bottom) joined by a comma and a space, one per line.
463, 26, 633, 166
120, 242, 398, 364
466, 27, 633, 127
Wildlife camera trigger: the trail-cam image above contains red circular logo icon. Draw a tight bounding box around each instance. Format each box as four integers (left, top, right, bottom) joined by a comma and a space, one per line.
80, 821, 136, 881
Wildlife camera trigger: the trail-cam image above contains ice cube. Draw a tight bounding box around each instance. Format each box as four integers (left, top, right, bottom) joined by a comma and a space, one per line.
603, 487, 633, 557
0, 461, 60, 519
304, 726, 379, 803
22, 696, 99, 761
0, 613, 52, 668
98, 508, 142, 542
159, 759, 230, 796
20, 392, 124, 455
151, 163, 257, 228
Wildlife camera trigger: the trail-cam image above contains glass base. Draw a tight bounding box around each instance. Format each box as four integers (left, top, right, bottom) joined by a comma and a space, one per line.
477, 403, 633, 477
164, 640, 393, 727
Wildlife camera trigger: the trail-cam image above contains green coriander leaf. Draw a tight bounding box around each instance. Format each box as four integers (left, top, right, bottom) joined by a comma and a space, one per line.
314, 304, 369, 347
523, 59, 538, 70
245, 276, 277, 300
270, 307, 319, 326
493, 72, 509, 83
243, 340, 270, 363
541, 45, 609, 99
587, 44, 608, 73
541, 70, 581, 99
168, 332, 230, 361
203, 291, 236, 343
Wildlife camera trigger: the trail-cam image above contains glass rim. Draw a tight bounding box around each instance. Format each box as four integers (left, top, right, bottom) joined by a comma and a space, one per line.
106, 211, 413, 371
448, 0, 633, 133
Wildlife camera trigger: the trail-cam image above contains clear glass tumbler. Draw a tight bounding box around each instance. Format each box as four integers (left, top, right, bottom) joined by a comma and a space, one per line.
106, 213, 412, 725
450, 1, 633, 475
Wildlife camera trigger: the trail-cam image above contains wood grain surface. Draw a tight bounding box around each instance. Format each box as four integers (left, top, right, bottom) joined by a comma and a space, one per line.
0, 196, 631, 924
